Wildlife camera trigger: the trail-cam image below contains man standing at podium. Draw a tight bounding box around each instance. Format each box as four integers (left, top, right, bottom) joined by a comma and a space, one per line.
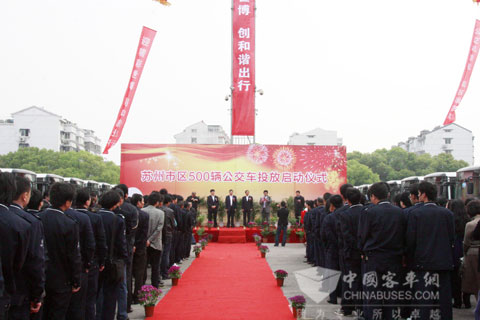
225, 190, 237, 228
207, 189, 219, 227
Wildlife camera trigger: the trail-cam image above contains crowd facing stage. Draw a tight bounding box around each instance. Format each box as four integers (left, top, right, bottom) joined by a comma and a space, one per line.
298, 182, 480, 320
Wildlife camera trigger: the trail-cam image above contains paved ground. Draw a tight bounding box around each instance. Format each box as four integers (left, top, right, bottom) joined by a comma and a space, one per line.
129, 243, 477, 319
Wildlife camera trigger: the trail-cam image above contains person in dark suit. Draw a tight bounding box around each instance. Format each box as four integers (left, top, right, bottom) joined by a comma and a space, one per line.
225, 189, 237, 228
321, 195, 343, 304
39, 182, 82, 320
131, 194, 149, 304
294, 191, 305, 223
207, 189, 219, 227
274, 201, 289, 246
65, 202, 96, 320
183, 202, 194, 258
241, 190, 253, 226
26, 189, 44, 215
304, 200, 315, 264
339, 188, 363, 317
406, 181, 454, 320
358, 182, 407, 320
186, 192, 199, 212
314, 193, 331, 268
169, 196, 183, 265
160, 196, 175, 280
9, 177, 45, 320
74, 188, 107, 320
97, 190, 128, 320
0, 173, 31, 320
259, 190, 271, 223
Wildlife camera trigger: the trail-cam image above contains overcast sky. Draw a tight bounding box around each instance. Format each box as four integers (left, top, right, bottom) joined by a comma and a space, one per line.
1, 0, 480, 165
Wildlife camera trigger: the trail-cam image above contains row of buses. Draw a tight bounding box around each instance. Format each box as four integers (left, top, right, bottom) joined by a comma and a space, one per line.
357, 166, 480, 202
0, 168, 114, 196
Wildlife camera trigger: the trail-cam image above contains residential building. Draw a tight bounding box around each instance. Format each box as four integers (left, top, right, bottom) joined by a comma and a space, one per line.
288, 128, 343, 146
174, 121, 230, 144
0, 106, 102, 155
396, 123, 474, 165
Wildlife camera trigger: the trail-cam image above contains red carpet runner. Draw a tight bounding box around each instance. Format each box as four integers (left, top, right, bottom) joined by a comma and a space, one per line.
153, 243, 293, 320
217, 228, 246, 243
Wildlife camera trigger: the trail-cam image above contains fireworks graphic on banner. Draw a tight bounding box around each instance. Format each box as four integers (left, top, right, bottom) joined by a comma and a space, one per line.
246, 144, 269, 164
330, 148, 346, 173
273, 147, 296, 170
297, 146, 334, 172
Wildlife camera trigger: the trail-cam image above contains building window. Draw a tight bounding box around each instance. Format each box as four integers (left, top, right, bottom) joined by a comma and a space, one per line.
208, 127, 219, 132
19, 143, 29, 148
19, 129, 30, 137
191, 129, 197, 133
444, 129, 452, 133
306, 135, 315, 138
307, 142, 315, 145
191, 137, 197, 144
445, 150, 452, 154
444, 138, 452, 144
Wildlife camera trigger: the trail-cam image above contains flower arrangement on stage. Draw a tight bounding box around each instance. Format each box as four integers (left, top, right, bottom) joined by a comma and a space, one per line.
138, 285, 163, 306
274, 270, 288, 279
200, 239, 207, 249
295, 230, 305, 241
168, 265, 182, 279
260, 228, 271, 239
193, 244, 202, 257
247, 221, 256, 228
207, 221, 214, 229
261, 221, 269, 228
253, 233, 261, 243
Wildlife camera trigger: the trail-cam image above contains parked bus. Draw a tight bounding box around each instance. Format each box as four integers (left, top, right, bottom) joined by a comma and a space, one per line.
456, 166, 480, 201
36, 173, 65, 195
424, 172, 457, 200
99, 182, 112, 195
401, 176, 424, 193
64, 177, 85, 189
387, 180, 402, 202
0, 168, 37, 187
85, 180, 100, 195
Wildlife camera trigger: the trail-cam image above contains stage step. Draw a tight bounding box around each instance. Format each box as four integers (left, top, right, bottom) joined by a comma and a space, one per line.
217, 236, 247, 243
218, 228, 247, 243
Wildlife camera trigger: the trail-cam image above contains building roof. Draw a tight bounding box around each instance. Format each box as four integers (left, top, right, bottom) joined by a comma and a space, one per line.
12, 106, 61, 118
429, 122, 472, 134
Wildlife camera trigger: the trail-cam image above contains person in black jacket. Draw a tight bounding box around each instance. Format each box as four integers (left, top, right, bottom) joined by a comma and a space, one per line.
185, 192, 199, 212
294, 191, 305, 223
39, 182, 82, 320
0, 173, 30, 320
358, 182, 406, 320
274, 201, 289, 247
304, 200, 315, 264
241, 190, 253, 226
225, 190, 237, 228
65, 204, 95, 320
339, 188, 363, 317
314, 193, 331, 268
97, 190, 128, 320
74, 188, 107, 320
207, 189, 219, 227
9, 177, 45, 320
160, 196, 175, 280
131, 193, 149, 304
170, 196, 183, 265
183, 202, 194, 258
406, 181, 454, 320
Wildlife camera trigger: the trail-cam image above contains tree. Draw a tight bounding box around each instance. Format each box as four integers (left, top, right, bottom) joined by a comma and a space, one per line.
347, 160, 380, 186
0, 148, 120, 184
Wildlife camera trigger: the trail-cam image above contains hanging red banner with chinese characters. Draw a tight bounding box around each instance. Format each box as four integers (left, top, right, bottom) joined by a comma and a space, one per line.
443, 20, 480, 125
232, 0, 256, 136
103, 26, 157, 154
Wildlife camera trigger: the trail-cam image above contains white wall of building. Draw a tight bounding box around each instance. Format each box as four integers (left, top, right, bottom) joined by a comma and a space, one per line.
288, 128, 343, 146
397, 123, 474, 165
174, 121, 230, 144
0, 122, 18, 154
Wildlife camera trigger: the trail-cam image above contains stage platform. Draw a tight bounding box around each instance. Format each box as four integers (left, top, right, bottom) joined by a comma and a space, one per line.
194, 227, 305, 243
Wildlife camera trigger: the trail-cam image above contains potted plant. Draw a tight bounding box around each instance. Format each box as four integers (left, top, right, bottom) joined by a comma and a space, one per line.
207, 221, 214, 229
207, 233, 213, 242
259, 245, 269, 258
289, 295, 306, 318
168, 265, 182, 286
193, 244, 202, 258
247, 221, 256, 229
274, 269, 288, 287
270, 216, 278, 227
138, 285, 162, 317
261, 228, 271, 242
295, 230, 305, 243
196, 214, 205, 227
253, 233, 261, 244
196, 227, 205, 239
200, 239, 207, 250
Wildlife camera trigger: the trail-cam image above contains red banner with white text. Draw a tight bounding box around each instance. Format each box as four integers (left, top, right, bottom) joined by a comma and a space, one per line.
121, 144, 347, 201
232, 0, 255, 136
103, 26, 157, 154
444, 20, 480, 125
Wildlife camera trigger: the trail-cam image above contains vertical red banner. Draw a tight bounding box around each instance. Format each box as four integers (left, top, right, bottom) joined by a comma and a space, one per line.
444, 20, 480, 125
103, 26, 157, 154
232, 0, 255, 136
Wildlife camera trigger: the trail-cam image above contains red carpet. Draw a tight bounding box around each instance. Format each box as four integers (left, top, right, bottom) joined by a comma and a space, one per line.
218, 228, 246, 243
153, 243, 293, 320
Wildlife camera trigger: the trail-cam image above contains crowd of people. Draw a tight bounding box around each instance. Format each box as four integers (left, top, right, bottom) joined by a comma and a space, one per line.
0, 171, 198, 320
295, 182, 480, 319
